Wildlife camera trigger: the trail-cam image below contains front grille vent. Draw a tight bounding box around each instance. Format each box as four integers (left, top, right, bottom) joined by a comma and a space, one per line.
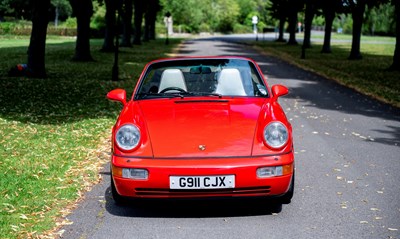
135, 186, 271, 197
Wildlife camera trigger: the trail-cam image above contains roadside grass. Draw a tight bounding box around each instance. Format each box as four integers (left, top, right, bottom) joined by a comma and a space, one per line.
0, 35, 78, 48
255, 39, 400, 107
298, 32, 396, 43
0, 36, 181, 238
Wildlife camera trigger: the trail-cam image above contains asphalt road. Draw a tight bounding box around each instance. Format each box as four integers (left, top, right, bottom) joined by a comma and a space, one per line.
59, 37, 400, 239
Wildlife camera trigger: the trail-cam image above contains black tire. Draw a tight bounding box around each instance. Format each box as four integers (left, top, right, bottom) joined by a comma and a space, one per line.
111, 176, 129, 205
269, 201, 283, 213
279, 172, 295, 204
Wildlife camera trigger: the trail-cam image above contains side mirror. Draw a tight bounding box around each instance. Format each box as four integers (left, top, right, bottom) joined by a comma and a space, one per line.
271, 85, 289, 100
107, 89, 127, 106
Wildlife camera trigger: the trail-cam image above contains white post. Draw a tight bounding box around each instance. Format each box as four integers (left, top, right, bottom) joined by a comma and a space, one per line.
252, 16, 258, 41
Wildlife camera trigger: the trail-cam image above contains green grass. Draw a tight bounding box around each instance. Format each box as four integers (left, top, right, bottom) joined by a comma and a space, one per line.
0, 35, 78, 48
295, 32, 396, 43
255, 38, 400, 107
0, 36, 182, 238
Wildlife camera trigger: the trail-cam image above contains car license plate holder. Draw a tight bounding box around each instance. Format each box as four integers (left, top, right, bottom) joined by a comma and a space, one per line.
170, 175, 235, 189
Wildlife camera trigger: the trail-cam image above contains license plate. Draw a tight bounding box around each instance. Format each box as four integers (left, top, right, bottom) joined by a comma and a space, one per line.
170, 175, 235, 189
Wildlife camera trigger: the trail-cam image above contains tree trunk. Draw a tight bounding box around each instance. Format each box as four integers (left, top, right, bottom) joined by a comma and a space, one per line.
69, 0, 94, 61
133, 0, 144, 45
287, 8, 298, 45
143, 1, 150, 42
276, 16, 286, 42
303, 2, 315, 49
149, 15, 156, 40
321, 7, 335, 53
102, 0, 117, 52
121, 0, 133, 47
27, 0, 50, 78
149, 2, 157, 40
349, 1, 366, 60
143, 0, 159, 41
389, 0, 400, 71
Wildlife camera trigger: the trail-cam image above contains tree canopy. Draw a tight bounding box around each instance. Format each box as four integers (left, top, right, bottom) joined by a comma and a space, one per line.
1, 0, 398, 76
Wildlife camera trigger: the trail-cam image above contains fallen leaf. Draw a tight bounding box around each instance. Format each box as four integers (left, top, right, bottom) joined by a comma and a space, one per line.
10, 225, 19, 232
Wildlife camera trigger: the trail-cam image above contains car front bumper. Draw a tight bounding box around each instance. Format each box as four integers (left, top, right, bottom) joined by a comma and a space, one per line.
111, 152, 294, 199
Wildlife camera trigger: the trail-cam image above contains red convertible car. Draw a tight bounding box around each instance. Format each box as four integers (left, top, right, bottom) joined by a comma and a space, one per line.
107, 56, 294, 205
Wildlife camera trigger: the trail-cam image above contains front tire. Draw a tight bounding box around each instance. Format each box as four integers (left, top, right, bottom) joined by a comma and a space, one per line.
111, 176, 128, 205
279, 172, 294, 204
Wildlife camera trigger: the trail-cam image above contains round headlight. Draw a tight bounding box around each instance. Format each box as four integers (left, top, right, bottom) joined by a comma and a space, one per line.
115, 124, 141, 151
263, 122, 288, 148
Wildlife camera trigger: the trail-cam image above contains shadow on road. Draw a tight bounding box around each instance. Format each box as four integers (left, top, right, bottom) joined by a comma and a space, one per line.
103, 185, 283, 218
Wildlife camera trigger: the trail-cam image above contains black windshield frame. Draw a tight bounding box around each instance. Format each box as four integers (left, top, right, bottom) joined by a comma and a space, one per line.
134, 58, 269, 100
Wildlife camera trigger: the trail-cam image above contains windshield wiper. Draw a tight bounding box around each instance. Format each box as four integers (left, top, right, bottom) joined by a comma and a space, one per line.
137, 93, 184, 99
187, 92, 223, 98
138, 92, 222, 99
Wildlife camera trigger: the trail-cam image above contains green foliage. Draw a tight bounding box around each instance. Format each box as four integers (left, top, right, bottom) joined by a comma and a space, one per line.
0, 20, 31, 35
60, 17, 77, 28
312, 15, 325, 27
363, 3, 395, 35
0, 0, 30, 20
330, 14, 354, 34
159, 0, 265, 33
0, 0, 13, 16
160, 0, 205, 33
236, 0, 257, 24
51, 0, 72, 20
0, 21, 13, 33
199, 23, 211, 33
0, 35, 182, 238
233, 23, 252, 33
215, 0, 240, 32
0, 0, 397, 36
90, 1, 106, 30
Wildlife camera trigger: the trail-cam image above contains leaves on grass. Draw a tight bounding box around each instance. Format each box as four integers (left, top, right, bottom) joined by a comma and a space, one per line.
0, 37, 182, 238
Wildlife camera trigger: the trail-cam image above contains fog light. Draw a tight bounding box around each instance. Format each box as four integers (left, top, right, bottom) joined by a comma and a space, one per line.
257, 166, 283, 178
122, 168, 149, 179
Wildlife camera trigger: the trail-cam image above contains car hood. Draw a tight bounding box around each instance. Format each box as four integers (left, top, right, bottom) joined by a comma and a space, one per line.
138, 98, 266, 158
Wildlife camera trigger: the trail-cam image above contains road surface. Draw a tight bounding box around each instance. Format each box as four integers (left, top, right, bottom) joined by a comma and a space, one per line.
59, 37, 400, 239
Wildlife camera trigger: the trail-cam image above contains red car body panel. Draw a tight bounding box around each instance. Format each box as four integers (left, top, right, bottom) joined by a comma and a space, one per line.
139, 98, 263, 157
112, 155, 293, 198
108, 56, 294, 200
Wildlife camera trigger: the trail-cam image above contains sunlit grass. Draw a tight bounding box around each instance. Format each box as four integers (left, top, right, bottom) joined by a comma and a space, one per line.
256, 39, 399, 107
295, 32, 396, 43
0, 35, 77, 48
0, 36, 182, 238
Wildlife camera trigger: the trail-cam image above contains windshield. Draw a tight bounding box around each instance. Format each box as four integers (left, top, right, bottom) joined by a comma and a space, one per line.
135, 58, 268, 99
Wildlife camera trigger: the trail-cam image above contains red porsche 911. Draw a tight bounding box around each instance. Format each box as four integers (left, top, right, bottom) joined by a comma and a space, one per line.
107, 56, 294, 205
